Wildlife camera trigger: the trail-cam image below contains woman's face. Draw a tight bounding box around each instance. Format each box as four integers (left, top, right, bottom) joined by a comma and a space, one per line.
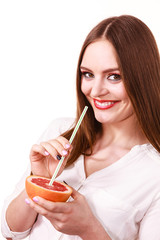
80, 40, 134, 124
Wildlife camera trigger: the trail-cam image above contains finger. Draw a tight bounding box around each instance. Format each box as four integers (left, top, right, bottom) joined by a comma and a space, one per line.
40, 141, 66, 160
28, 199, 68, 224
30, 144, 49, 158
25, 198, 51, 217
56, 136, 71, 150
49, 139, 69, 157
71, 188, 84, 201
26, 198, 70, 226
31, 196, 71, 213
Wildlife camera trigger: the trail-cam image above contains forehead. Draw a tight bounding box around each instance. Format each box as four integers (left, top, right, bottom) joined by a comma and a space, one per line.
81, 40, 119, 70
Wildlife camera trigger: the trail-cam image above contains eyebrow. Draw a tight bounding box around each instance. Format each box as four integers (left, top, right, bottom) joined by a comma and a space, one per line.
80, 66, 120, 73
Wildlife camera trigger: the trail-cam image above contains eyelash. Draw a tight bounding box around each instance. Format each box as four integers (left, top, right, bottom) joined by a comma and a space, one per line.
108, 73, 121, 81
81, 72, 94, 79
81, 71, 121, 81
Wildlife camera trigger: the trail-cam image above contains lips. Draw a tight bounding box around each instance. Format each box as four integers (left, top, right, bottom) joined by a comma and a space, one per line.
93, 99, 119, 110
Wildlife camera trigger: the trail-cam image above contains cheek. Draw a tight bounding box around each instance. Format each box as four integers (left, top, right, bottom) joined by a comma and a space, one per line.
81, 79, 91, 96
118, 86, 133, 112
112, 83, 129, 100
121, 89, 131, 103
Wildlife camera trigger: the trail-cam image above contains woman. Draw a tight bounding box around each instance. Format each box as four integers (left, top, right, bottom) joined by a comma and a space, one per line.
1, 15, 160, 240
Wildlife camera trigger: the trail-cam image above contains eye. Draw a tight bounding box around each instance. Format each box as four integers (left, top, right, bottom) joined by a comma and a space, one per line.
107, 74, 121, 81
81, 72, 94, 79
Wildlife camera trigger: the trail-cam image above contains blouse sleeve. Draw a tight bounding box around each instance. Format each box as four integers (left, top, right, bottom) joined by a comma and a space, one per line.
1, 118, 74, 239
138, 192, 160, 239
1, 166, 31, 239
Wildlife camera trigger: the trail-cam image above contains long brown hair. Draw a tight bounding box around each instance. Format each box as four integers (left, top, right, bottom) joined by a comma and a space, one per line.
62, 15, 160, 167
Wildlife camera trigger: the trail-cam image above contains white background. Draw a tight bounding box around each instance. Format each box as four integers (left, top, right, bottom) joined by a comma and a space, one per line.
0, 0, 159, 239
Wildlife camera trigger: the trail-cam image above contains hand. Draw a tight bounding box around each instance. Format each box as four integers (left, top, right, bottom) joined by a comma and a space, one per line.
26, 188, 98, 237
30, 136, 71, 178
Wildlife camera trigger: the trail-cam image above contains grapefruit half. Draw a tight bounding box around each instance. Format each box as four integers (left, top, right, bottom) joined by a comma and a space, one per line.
25, 175, 72, 202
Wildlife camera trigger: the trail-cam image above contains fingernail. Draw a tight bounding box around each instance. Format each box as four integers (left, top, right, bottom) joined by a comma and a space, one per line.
45, 151, 49, 156
63, 180, 68, 185
56, 154, 61, 160
33, 197, 39, 203
62, 150, 68, 156
65, 144, 70, 149
25, 198, 30, 205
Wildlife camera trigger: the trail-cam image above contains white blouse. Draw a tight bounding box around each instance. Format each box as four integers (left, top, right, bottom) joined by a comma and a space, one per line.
1, 118, 160, 240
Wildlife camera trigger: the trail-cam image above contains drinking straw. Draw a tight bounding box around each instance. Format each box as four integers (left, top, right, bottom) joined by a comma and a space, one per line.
49, 106, 88, 185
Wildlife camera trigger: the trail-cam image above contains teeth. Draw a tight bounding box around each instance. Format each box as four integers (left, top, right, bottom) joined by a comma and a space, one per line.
95, 100, 114, 107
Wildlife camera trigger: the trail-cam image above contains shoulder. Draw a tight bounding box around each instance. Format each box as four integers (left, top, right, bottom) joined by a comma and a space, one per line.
133, 143, 160, 162
141, 144, 160, 163
128, 144, 160, 181
37, 117, 75, 143
135, 144, 160, 180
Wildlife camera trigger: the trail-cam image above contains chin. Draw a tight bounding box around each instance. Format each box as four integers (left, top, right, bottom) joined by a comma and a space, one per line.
94, 112, 111, 124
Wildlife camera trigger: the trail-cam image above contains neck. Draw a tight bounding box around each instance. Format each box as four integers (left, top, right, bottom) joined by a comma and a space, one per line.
99, 114, 148, 150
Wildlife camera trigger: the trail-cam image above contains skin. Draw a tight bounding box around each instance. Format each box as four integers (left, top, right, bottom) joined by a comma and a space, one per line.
80, 40, 148, 177
6, 135, 110, 239
6, 39, 148, 239
30, 136, 72, 178
80, 40, 134, 125
25, 189, 110, 239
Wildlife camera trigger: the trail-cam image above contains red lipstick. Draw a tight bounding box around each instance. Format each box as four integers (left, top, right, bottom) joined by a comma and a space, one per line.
93, 99, 119, 110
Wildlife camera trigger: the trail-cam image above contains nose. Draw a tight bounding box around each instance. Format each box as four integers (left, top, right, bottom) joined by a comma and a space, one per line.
90, 78, 109, 98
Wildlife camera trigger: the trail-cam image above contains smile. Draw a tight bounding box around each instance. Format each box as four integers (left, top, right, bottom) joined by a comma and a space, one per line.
93, 99, 119, 110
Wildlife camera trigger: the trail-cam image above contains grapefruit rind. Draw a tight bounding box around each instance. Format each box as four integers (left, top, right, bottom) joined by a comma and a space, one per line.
25, 175, 72, 202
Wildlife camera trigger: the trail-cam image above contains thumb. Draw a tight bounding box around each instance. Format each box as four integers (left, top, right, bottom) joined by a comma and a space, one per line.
71, 187, 82, 200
